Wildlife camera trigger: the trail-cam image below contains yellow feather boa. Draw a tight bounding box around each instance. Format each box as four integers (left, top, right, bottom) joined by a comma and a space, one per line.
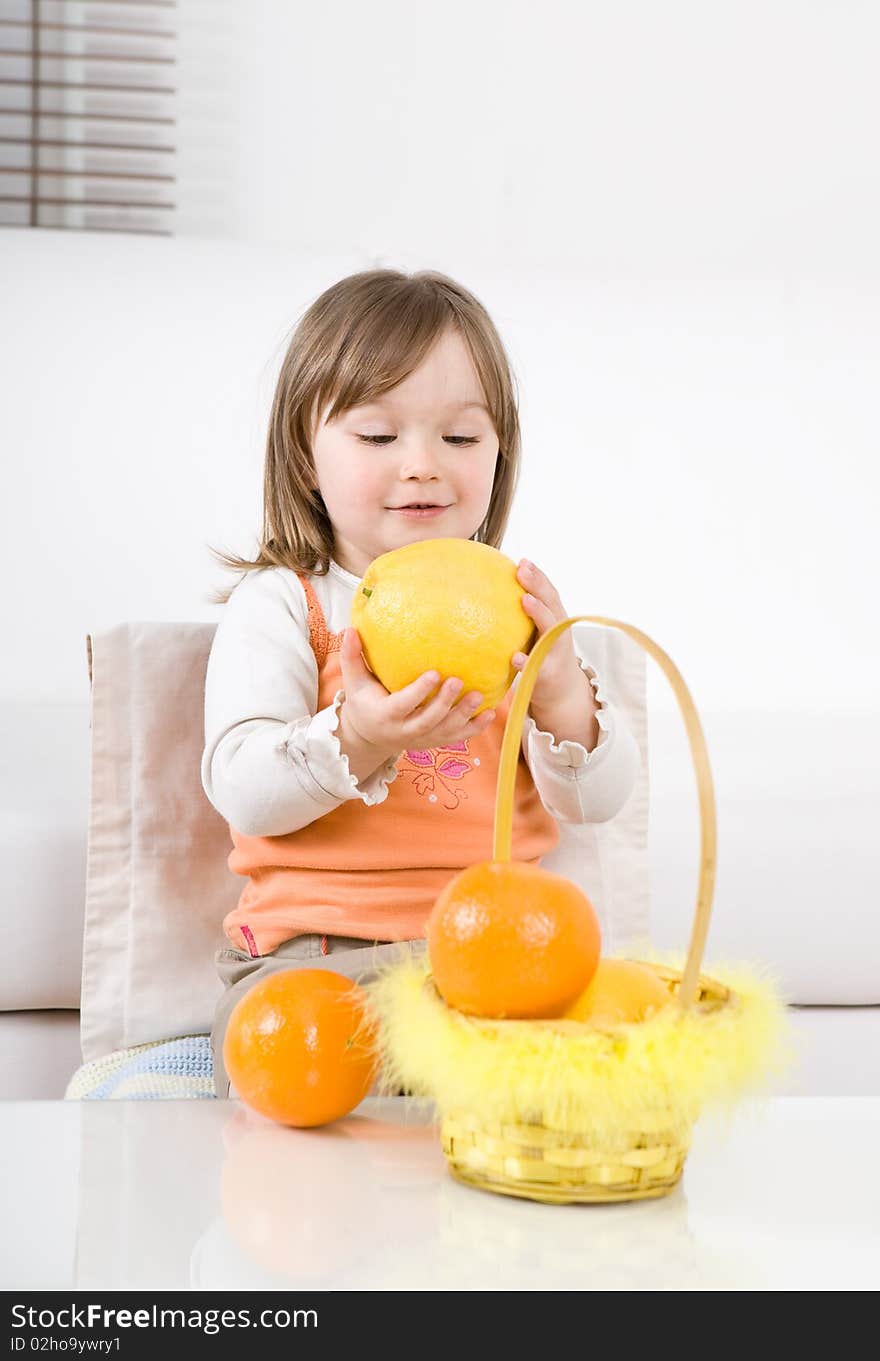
362, 949, 796, 1144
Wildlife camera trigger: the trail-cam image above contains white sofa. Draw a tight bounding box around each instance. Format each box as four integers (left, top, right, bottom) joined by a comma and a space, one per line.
2, 232, 877, 1100
2, 695, 878, 1100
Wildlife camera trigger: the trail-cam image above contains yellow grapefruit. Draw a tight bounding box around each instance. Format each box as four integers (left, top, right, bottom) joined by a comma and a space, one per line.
349, 538, 535, 714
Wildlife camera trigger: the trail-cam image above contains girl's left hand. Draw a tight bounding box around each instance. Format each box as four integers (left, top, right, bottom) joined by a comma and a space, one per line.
511, 559, 584, 706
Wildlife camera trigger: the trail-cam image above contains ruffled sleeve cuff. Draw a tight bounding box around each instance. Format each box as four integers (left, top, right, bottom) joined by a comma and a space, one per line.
275, 690, 400, 807
522, 658, 641, 824
523, 658, 616, 770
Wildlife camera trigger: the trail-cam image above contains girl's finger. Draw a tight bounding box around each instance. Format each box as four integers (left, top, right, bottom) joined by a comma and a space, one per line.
404, 678, 472, 732
447, 708, 495, 741
418, 676, 466, 718
340, 628, 366, 677
341, 629, 389, 696
393, 668, 445, 716
447, 698, 493, 734
521, 593, 555, 628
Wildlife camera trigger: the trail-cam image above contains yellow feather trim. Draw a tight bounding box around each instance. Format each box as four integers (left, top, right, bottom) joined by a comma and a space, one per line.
362, 950, 796, 1144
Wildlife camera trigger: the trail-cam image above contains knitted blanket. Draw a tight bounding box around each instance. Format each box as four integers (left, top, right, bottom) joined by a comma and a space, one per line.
65, 1035, 214, 1101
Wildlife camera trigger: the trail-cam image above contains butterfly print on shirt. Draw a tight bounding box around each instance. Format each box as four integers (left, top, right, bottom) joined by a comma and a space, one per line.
397, 741, 479, 811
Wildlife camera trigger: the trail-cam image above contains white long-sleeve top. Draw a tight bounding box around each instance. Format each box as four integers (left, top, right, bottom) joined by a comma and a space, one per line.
201, 559, 641, 839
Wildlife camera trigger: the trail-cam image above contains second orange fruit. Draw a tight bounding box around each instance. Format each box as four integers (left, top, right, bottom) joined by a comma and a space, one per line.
563, 958, 673, 1027
427, 860, 601, 1019
223, 969, 379, 1127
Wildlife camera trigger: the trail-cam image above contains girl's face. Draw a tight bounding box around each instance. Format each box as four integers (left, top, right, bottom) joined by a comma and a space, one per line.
310, 327, 500, 578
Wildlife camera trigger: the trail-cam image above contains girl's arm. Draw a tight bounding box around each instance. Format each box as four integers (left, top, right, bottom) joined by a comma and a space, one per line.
509, 565, 642, 825
519, 654, 642, 825
201, 569, 399, 837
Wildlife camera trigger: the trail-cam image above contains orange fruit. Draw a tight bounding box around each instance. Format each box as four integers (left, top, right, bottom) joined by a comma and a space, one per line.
563, 959, 673, 1027
349, 538, 536, 713
427, 859, 601, 1019
223, 969, 379, 1127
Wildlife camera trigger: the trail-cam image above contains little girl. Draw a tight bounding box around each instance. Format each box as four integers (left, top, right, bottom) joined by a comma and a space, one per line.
202, 268, 641, 1098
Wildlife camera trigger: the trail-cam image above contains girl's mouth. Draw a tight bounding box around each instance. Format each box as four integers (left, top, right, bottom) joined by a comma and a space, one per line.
388, 505, 449, 519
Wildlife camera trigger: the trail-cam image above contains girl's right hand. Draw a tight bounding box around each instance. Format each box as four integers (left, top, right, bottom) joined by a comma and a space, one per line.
338, 626, 497, 756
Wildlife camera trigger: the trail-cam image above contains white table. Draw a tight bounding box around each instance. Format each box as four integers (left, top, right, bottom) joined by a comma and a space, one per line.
2, 1096, 878, 1291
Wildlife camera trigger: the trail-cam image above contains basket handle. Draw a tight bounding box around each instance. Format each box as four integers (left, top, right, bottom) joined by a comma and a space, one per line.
492, 615, 717, 1011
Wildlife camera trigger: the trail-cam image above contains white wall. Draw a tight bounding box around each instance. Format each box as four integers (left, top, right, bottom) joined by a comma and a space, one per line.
182, 1, 880, 283
3, 0, 878, 711
1, 233, 876, 716
1, 1, 878, 1017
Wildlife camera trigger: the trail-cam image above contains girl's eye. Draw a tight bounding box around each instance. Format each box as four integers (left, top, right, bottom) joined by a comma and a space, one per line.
356, 435, 479, 446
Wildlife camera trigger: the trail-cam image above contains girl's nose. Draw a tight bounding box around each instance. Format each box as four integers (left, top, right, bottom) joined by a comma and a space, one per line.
398, 449, 441, 477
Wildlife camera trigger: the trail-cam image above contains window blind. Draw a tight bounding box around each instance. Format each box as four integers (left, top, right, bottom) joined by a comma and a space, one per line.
0, 0, 177, 235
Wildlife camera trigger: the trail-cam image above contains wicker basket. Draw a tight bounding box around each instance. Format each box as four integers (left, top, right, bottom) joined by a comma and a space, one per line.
365, 614, 791, 1204
439, 964, 731, 1203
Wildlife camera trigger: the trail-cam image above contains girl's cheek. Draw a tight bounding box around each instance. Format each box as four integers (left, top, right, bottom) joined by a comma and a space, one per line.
361, 470, 390, 505
347, 455, 381, 490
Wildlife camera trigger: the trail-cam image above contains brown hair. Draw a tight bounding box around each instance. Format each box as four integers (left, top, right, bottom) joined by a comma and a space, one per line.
209, 268, 523, 603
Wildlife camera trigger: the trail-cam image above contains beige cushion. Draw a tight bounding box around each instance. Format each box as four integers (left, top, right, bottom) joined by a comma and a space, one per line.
81, 624, 234, 1061
80, 621, 650, 1062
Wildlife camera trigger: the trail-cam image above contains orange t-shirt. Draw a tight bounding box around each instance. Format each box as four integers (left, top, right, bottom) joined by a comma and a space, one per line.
223, 573, 560, 957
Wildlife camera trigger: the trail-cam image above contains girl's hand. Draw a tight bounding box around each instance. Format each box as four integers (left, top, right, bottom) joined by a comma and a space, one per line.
338, 627, 497, 758
510, 559, 585, 707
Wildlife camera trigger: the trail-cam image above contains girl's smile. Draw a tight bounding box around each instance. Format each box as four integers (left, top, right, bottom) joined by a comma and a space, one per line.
386, 504, 451, 519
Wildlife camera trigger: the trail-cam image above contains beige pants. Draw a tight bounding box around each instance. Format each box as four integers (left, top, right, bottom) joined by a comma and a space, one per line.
211, 932, 428, 1099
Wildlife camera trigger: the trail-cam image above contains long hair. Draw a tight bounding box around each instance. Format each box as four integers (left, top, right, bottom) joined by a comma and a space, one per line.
209, 268, 523, 603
